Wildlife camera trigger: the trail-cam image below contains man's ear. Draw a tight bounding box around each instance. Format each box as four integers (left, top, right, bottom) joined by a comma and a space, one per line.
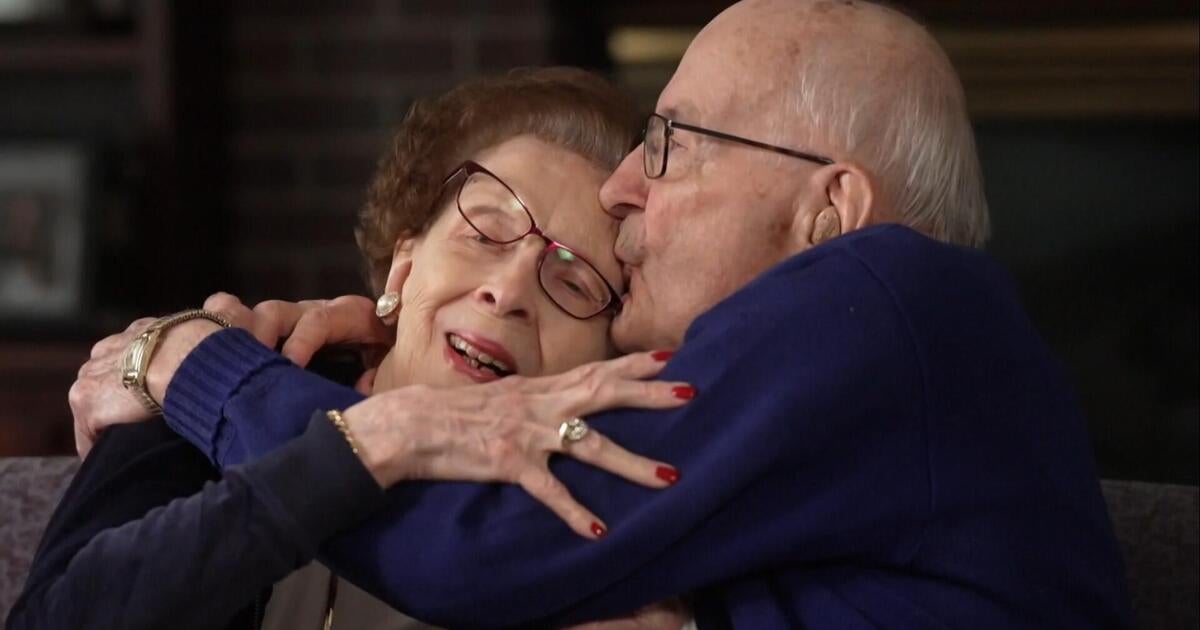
791, 162, 880, 249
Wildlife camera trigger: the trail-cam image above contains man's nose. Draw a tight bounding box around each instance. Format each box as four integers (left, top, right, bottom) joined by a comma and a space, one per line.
472, 242, 541, 321
600, 145, 648, 220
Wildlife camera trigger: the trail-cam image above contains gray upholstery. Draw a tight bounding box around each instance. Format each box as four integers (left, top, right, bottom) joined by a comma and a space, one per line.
1101, 479, 1199, 629
0, 458, 1196, 627
0, 456, 79, 622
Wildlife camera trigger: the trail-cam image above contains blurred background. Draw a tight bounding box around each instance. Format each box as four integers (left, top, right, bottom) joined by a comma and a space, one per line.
0, 0, 1196, 484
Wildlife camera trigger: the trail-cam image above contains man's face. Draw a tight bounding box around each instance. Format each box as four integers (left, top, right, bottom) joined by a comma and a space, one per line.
600, 28, 810, 352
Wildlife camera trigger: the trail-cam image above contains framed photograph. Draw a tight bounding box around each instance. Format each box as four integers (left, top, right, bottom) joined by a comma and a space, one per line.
0, 145, 90, 322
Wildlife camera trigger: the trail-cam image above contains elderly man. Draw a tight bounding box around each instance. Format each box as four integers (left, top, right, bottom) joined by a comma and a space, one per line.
26, 1, 1130, 628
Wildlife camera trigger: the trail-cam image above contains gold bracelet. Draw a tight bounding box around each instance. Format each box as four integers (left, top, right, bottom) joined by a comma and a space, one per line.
325, 409, 359, 455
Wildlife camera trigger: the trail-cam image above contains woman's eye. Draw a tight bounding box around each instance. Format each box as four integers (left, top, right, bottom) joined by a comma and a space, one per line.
561, 279, 586, 296
556, 275, 604, 302
469, 233, 499, 246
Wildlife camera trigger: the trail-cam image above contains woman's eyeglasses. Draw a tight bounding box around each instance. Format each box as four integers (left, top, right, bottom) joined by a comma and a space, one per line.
441, 161, 621, 320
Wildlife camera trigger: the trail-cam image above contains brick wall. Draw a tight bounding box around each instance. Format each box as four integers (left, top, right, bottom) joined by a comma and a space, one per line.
221, 0, 555, 304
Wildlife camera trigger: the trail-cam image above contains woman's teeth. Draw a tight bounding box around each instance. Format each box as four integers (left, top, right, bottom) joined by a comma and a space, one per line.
448, 333, 512, 375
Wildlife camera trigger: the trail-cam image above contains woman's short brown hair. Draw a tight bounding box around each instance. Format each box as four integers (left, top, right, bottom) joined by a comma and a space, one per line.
356, 67, 641, 294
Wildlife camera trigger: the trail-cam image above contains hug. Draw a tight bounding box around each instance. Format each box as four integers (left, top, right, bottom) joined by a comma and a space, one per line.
8, 1, 1133, 628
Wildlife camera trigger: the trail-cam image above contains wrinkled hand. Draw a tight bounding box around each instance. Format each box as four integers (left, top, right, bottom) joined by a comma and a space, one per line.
344, 350, 693, 539
70, 292, 387, 457
203, 292, 392, 392
566, 599, 690, 630
69, 317, 159, 457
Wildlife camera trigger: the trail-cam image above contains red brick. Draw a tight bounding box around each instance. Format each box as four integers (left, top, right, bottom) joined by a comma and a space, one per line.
230, 217, 344, 250
488, 0, 549, 18
227, 259, 306, 303
232, 156, 297, 188
229, 242, 364, 302
309, 38, 456, 75
228, 39, 296, 74
231, 189, 365, 221
397, 0, 475, 17
313, 154, 381, 188
231, 130, 389, 160
316, 259, 372, 296
231, 96, 382, 132
475, 35, 551, 70
233, 15, 455, 45
236, 0, 380, 19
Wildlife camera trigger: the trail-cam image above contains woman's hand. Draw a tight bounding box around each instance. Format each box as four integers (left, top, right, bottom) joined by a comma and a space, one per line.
341, 350, 694, 539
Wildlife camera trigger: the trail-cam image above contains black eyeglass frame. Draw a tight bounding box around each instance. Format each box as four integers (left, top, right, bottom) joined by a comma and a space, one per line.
643, 112, 835, 179
440, 160, 623, 320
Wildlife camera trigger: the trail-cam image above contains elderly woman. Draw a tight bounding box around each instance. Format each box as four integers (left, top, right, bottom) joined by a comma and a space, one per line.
10, 68, 692, 630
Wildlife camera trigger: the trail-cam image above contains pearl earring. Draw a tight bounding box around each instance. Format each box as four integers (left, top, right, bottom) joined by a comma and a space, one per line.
375, 292, 400, 322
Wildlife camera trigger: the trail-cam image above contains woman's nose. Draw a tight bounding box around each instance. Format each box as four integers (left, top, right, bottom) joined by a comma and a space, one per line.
472, 241, 542, 321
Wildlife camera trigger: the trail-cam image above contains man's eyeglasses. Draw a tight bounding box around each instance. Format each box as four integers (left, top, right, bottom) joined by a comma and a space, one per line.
642, 112, 834, 179
442, 161, 621, 320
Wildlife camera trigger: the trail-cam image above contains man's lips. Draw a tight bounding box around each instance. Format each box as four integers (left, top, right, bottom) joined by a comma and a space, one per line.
620, 267, 639, 305
618, 264, 638, 305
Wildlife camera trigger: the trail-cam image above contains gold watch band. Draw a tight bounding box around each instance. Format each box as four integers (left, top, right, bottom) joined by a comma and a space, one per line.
120, 309, 232, 414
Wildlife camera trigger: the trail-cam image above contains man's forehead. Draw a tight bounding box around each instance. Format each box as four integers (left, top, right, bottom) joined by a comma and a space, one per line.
656, 20, 767, 126
657, 101, 701, 122
655, 66, 730, 126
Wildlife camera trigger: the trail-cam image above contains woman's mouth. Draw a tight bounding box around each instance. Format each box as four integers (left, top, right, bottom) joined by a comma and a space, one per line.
445, 332, 515, 381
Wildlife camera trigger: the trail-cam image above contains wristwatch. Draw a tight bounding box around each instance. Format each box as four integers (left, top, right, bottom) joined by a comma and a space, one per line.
120, 309, 231, 414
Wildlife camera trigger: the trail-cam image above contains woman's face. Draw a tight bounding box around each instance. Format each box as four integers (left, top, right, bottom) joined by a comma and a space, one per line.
382, 135, 623, 388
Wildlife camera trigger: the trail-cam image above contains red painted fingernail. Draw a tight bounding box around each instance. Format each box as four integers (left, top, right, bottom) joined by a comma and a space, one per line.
591, 522, 607, 538
672, 385, 696, 400
651, 350, 674, 361
656, 466, 680, 484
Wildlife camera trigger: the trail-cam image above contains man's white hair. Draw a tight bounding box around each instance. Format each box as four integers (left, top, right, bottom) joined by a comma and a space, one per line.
780, 6, 991, 248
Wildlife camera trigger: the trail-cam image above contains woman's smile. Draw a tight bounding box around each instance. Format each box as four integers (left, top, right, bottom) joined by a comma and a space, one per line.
375, 136, 622, 391
443, 330, 518, 383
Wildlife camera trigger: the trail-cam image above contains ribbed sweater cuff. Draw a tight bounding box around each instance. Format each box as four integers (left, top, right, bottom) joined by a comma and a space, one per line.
163, 328, 290, 461
238, 411, 387, 552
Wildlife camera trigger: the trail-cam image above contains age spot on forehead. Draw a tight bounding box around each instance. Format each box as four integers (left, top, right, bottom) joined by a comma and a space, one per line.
814, 0, 859, 11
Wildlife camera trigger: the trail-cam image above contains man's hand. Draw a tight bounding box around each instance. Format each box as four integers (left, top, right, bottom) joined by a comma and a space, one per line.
71, 291, 695, 541
70, 292, 388, 456
70, 316, 226, 457
69, 318, 159, 456
204, 292, 392, 392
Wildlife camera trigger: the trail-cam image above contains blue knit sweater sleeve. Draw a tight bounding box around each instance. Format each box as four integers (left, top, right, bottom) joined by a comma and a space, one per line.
164, 328, 366, 467
161, 231, 930, 628
161, 226, 1130, 629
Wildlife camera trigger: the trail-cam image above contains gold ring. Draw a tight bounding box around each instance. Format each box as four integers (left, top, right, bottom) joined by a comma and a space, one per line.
558, 417, 590, 445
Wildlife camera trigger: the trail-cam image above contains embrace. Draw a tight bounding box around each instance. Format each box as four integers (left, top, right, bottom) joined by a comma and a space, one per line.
9, 1, 1132, 629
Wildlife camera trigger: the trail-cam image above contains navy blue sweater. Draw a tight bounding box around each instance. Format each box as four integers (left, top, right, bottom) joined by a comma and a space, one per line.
6, 412, 384, 630
15, 225, 1134, 629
